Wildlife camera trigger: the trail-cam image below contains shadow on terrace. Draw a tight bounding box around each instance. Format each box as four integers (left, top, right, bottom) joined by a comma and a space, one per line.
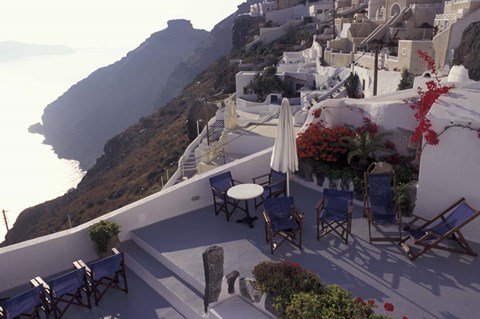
129, 180, 480, 319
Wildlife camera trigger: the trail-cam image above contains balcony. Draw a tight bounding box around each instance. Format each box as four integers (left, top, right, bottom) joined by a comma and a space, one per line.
2, 151, 480, 318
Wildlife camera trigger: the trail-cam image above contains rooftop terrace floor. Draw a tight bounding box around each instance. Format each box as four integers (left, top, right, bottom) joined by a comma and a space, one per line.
3, 182, 479, 319
133, 181, 480, 319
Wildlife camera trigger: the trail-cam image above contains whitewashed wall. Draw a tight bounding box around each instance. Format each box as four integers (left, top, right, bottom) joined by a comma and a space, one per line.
354, 66, 403, 97
414, 84, 480, 242
0, 149, 273, 292
235, 71, 258, 101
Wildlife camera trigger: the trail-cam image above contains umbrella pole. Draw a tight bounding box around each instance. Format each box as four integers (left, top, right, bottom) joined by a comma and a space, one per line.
286, 170, 290, 196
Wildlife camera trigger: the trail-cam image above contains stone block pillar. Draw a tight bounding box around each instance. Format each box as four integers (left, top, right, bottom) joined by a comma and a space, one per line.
202, 246, 224, 313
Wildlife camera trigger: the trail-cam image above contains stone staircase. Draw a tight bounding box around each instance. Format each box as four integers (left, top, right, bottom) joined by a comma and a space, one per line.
120, 230, 275, 319
121, 236, 209, 319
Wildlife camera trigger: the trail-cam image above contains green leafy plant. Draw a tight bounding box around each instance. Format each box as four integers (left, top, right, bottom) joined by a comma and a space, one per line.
343, 130, 391, 169
345, 72, 361, 98
88, 220, 121, 253
397, 68, 414, 91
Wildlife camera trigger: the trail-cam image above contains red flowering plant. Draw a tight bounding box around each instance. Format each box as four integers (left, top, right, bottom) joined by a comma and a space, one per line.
407, 50, 453, 149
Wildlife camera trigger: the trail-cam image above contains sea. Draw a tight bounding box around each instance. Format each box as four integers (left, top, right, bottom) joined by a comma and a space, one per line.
0, 47, 126, 242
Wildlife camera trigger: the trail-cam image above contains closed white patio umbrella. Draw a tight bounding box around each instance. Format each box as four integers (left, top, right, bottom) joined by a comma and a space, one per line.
270, 98, 298, 196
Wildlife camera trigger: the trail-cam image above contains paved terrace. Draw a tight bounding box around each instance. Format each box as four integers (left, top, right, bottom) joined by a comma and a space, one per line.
2, 181, 479, 319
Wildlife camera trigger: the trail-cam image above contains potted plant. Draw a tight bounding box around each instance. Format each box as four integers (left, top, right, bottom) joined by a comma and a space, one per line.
88, 220, 121, 258
343, 131, 391, 171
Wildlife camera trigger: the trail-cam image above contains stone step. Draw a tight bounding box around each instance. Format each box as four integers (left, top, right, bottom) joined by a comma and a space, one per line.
121, 240, 209, 319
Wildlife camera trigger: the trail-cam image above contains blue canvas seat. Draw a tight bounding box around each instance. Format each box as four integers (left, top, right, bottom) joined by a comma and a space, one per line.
400, 198, 480, 261
0, 286, 48, 319
364, 162, 402, 243
31, 267, 91, 319
316, 188, 354, 244
73, 248, 128, 306
263, 196, 303, 254
252, 169, 287, 209
209, 171, 244, 221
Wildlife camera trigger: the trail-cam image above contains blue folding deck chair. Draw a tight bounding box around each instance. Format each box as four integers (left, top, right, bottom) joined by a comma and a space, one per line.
31, 267, 91, 319
364, 162, 402, 243
399, 198, 480, 261
0, 286, 48, 319
209, 171, 243, 221
74, 248, 128, 306
316, 188, 354, 244
252, 169, 287, 209
263, 196, 303, 254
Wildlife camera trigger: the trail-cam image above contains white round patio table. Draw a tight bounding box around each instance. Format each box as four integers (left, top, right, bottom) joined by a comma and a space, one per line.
227, 183, 264, 228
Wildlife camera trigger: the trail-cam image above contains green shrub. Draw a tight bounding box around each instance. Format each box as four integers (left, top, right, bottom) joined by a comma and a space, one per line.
252, 261, 404, 319
320, 285, 376, 318
88, 220, 120, 253
284, 292, 323, 319
252, 261, 324, 315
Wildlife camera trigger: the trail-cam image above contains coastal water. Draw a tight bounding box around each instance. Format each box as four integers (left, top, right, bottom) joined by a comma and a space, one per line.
0, 48, 126, 242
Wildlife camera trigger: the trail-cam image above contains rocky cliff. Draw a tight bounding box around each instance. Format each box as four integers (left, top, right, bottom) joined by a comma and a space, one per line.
453, 21, 480, 80
157, 14, 237, 106
31, 19, 209, 169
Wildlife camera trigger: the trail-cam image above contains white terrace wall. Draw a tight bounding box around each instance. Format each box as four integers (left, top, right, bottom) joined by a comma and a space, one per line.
415, 85, 480, 243
353, 66, 403, 97
0, 149, 273, 292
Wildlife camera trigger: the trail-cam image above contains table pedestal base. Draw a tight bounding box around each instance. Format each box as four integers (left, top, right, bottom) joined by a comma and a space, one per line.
236, 216, 258, 228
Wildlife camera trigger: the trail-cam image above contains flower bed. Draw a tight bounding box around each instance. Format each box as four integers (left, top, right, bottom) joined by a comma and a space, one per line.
252, 261, 408, 319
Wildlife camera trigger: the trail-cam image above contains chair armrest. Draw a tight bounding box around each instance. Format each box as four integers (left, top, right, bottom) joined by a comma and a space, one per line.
293, 207, 304, 223
252, 173, 270, 185
211, 186, 226, 196
74, 260, 92, 277
269, 179, 286, 188
263, 210, 271, 224
314, 198, 325, 211
31, 277, 51, 297
232, 179, 242, 186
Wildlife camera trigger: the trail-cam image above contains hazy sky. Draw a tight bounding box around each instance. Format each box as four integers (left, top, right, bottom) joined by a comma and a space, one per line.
0, 1, 243, 49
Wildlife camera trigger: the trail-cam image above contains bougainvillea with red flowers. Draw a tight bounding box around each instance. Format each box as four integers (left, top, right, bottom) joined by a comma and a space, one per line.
408, 50, 453, 145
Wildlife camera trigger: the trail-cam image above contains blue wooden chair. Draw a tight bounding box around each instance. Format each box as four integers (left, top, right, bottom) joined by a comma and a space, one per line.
263, 196, 303, 254
364, 162, 402, 243
316, 188, 354, 244
252, 169, 287, 209
74, 248, 128, 306
0, 286, 48, 319
31, 267, 91, 319
400, 198, 480, 261
209, 171, 242, 221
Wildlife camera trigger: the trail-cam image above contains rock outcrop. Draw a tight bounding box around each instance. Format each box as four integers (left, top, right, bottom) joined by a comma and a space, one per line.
453, 21, 480, 80
32, 19, 209, 169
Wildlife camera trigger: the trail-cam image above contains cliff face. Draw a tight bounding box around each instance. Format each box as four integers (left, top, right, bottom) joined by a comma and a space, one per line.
32, 20, 209, 169
4, 58, 228, 245
453, 21, 480, 80
156, 14, 237, 107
